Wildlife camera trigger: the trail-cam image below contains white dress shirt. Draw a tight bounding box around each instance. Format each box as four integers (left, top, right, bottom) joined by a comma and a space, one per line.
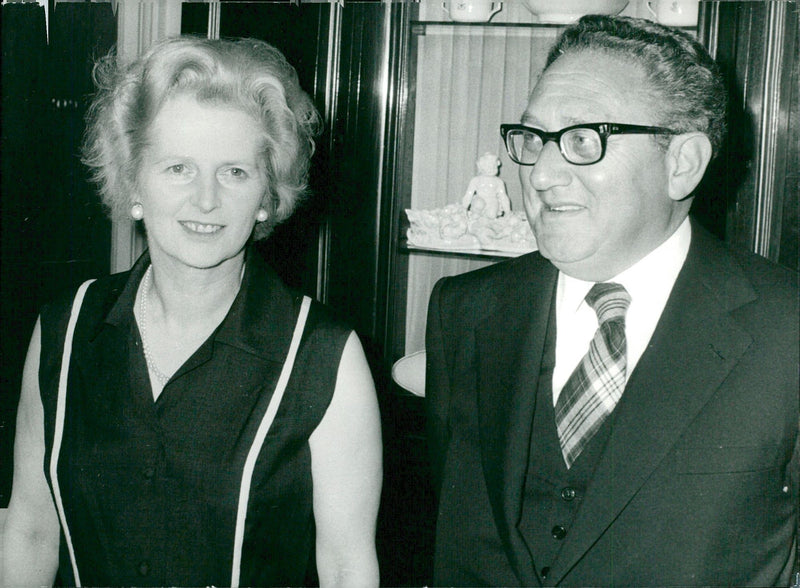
552, 217, 692, 404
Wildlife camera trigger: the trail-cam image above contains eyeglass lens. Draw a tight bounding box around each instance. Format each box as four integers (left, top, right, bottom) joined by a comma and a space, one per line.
506, 128, 603, 165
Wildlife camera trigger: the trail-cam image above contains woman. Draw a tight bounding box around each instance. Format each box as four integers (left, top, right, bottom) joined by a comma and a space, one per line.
2, 37, 381, 587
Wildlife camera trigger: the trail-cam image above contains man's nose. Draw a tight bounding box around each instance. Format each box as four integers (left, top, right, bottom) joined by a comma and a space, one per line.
191, 175, 221, 212
527, 140, 571, 191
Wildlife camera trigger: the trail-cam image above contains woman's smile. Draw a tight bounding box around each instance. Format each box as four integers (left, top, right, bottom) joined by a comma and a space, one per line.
180, 220, 224, 235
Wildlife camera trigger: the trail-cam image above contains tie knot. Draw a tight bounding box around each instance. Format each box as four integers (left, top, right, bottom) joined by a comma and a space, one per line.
586, 282, 631, 325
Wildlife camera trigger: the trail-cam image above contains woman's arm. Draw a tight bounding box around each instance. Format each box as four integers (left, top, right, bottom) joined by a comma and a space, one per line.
2, 318, 60, 586
309, 332, 382, 588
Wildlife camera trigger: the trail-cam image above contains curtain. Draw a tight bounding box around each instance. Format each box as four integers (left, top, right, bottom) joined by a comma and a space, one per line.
404, 9, 559, 353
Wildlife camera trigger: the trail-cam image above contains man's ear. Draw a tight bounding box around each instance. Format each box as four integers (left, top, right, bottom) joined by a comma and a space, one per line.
666, 132, 713, 201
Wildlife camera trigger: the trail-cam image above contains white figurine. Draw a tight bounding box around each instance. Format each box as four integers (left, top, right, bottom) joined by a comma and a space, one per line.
405, 152, 536, 253
462, 153, 511, 219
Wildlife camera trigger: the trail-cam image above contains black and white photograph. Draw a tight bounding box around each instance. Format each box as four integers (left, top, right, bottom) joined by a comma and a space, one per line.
1, 1, 797, 586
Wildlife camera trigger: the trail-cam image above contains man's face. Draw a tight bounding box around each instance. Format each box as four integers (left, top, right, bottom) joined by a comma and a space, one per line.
520, 50, 685, 281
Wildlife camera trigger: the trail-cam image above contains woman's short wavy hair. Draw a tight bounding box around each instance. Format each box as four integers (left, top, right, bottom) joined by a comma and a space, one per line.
82, 36, 322, 240
546, 15, 727, 158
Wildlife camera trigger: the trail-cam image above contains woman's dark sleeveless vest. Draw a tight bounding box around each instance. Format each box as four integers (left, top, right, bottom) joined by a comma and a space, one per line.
38, 251, 351, 587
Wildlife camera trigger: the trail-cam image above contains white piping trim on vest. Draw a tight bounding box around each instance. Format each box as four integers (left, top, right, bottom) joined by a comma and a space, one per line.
230, 295, 312, 587
51, 278, 95, 587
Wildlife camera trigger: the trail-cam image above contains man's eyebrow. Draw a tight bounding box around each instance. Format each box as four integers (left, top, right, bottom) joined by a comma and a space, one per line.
519, 114, 609, 129
520, 115, 541, 127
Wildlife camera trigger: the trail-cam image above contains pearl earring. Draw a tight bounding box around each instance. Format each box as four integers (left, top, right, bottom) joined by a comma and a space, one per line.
130, 203, 144, 220
256, 209, 268, 223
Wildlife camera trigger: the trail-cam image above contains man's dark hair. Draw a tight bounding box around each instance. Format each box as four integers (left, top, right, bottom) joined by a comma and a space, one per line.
547, 14, 727, 157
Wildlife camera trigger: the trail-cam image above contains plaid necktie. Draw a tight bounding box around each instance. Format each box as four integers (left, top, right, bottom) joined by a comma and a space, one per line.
555, 282, 631, 469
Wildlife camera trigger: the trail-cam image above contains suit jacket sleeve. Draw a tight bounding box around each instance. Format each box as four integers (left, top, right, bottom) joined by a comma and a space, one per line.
426, 277, 451, 496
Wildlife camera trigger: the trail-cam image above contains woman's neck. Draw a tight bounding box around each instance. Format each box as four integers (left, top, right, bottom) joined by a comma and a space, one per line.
144, 254, 246, 327
134, 256, 247, 398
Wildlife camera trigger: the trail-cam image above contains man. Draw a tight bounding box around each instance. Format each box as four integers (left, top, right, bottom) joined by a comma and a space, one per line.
426, 15, 798, 586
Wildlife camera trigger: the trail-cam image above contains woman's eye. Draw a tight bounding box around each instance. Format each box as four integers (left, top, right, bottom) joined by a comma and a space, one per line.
223, 167, 249, 180
168, 164, 187, 174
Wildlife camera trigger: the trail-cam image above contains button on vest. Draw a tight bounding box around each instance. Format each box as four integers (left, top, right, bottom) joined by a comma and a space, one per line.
518, 310, 616, 577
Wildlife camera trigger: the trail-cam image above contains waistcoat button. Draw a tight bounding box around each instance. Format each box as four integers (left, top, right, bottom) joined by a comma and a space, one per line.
560, 486, 576, 501
138, 560, 150, 576
143, 467, 155, 479
551, 525, 567, 540
541, 566, 550, 579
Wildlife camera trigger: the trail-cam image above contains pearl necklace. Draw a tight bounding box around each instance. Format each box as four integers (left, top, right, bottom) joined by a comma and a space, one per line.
139, 266, 171, 387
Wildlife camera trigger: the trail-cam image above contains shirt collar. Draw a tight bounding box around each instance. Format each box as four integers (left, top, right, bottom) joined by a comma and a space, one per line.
99, 247, 301, 363
214, 248, 301, 362
558, 216, 692, 312
102, 250, 150, 331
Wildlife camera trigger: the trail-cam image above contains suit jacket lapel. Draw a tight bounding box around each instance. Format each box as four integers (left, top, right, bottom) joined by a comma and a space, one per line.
476, 254, 558, 584
548, 226, 757, 583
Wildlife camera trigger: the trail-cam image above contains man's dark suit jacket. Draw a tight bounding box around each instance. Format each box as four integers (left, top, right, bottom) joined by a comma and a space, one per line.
426, 221, 799, 586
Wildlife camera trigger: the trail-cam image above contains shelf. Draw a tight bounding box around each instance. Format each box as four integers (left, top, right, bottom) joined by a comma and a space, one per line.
412, 20, 566, 28
411, 20, 697, 36
400, 242, 529, 261
411, 20, 564, 36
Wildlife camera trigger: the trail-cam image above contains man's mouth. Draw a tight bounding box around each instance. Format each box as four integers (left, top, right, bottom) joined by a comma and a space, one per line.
546, 204, 583, 212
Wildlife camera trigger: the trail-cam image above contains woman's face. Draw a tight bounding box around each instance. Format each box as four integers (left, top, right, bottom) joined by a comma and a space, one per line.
137, 94, 268, 272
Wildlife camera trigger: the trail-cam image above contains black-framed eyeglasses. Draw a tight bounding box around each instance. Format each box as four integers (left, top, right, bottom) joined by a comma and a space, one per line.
500, 122, 679, 166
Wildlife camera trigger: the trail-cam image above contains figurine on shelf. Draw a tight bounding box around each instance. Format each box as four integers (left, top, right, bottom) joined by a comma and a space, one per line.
470, 210, 537, 253
405, 205, 480, 251
461, 153, 511, 219
405, 152, 536, 254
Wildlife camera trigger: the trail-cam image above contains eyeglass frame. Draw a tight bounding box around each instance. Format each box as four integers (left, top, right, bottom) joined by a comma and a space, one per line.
499, 122, 679, 166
